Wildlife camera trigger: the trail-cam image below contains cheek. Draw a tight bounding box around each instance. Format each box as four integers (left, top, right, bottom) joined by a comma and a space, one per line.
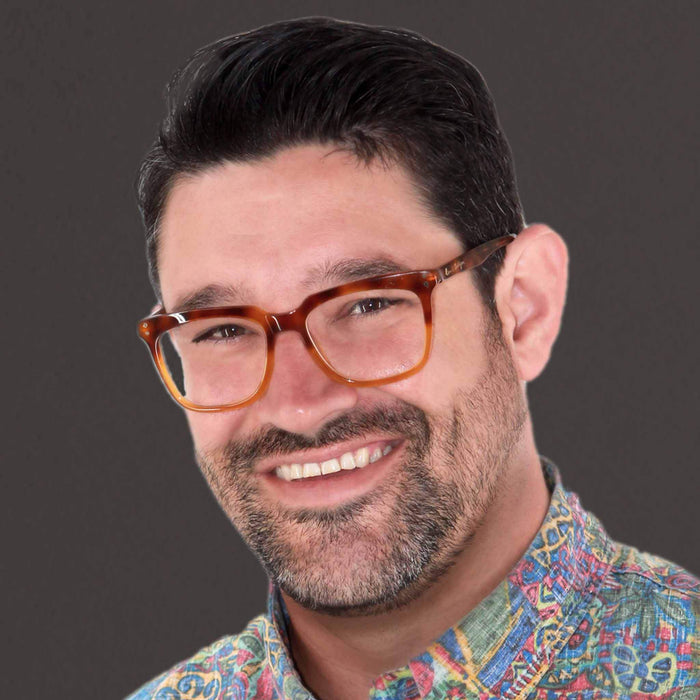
387, 292, 489, 411
185, 410, 249, 453
375, 327, 487, 415
438, 324, 488, 384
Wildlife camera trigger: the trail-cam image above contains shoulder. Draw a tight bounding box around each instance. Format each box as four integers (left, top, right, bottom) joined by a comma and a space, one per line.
124, 614, 276, 700
608, 541, 700, 596
542, 530, 700, 697
601, 540, 700, 635
596, 543, 700, 693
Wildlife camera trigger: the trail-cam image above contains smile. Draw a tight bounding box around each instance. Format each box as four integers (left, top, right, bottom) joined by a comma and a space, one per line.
274, 443, 395, 481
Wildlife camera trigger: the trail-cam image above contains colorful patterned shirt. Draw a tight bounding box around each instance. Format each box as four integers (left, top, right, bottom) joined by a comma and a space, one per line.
127, 461, 700, 699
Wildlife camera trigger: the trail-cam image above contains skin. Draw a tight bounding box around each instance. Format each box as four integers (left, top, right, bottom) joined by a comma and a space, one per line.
158, 144, 569, 699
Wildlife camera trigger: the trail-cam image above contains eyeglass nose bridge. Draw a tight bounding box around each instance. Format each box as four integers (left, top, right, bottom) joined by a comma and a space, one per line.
266, 306, 318, 351
266, 306, 306, 334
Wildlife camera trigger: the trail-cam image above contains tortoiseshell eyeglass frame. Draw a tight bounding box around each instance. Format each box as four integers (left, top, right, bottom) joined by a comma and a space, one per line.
137, 234, 516, 412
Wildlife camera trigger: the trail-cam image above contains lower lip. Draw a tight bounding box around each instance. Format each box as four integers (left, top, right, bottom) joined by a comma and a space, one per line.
260, 443, 404, 509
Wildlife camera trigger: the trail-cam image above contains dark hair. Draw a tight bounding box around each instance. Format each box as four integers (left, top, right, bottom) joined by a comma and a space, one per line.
137, 17, 524, 306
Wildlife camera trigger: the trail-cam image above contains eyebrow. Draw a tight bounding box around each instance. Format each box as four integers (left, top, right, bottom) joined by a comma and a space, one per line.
300, 257, 409, 290
170, 282, 254, 313
169, 256, 410, 313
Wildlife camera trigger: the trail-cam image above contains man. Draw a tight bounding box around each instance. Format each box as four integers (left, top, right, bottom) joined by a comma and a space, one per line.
128, 17, 699, 699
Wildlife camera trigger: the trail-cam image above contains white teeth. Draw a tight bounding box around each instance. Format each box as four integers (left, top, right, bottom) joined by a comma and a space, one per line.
277, 465, 292, 481
303, 462, 322, 478
355, 447, 370, 468
273, 443, 394, 480
290, 463, 303, 480
340, 452, 356, 470
321, 458, 341, 475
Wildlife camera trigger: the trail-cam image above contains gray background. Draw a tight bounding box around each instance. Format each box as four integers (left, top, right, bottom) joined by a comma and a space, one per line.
3, 1, 698, 697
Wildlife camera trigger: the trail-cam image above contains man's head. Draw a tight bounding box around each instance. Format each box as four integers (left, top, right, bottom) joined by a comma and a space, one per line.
137, 18, 568, 616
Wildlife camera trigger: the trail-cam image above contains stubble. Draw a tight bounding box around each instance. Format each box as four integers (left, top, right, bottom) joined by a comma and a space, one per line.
196, 318, 527, 615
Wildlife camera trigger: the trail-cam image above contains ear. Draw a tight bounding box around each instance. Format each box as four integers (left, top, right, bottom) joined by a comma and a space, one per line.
494, 223, 569, 382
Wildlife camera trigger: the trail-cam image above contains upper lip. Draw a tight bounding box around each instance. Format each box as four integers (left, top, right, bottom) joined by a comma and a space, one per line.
254, 436, 401, 474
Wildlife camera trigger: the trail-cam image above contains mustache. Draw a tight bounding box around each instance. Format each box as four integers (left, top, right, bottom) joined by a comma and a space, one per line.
215, 402, 431, 471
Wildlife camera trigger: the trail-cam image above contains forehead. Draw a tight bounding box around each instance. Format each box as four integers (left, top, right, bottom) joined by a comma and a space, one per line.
158, 144, 462, 311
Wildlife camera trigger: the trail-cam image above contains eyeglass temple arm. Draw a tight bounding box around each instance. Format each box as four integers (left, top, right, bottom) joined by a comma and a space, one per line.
437, 234, 517, 281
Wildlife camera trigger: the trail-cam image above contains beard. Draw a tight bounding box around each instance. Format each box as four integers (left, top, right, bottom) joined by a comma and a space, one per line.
196, 317, 527, 616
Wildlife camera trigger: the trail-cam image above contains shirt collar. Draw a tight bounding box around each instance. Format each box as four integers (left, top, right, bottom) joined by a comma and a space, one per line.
265, 458, 615, 699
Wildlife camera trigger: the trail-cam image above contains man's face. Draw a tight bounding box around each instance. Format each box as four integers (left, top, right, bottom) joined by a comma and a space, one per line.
158, 145, 527, 615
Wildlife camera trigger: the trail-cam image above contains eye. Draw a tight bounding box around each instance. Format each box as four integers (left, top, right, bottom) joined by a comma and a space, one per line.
347, 297, 399, 316
193, 324, 250, 343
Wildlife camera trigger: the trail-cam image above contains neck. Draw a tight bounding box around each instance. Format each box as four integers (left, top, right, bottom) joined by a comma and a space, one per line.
281, 441, 551, 700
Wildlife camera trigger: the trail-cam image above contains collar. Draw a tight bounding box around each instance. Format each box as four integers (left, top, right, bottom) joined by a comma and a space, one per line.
264, 459, 615, 699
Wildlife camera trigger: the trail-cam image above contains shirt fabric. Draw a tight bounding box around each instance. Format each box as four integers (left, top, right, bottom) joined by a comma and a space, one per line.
127, 461, 700, 699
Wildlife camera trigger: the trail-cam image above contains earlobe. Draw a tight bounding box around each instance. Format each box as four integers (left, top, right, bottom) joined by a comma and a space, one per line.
495, 224, 569, 382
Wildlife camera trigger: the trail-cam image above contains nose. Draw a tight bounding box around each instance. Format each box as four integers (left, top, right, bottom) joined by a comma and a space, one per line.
252, 330, 358, 436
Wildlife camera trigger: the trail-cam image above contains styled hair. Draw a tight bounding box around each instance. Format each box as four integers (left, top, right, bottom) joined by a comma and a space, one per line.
137, 17, 524, 306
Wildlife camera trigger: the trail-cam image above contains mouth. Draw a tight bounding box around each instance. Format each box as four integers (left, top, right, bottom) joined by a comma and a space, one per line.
273, 442, 396, 481
256, 437, 404, 509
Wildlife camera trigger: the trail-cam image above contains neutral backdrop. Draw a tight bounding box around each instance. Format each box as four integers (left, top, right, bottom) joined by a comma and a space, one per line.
3, 1, 698, 697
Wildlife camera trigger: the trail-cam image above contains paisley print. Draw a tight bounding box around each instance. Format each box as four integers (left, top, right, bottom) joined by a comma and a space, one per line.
126, 460, 700, 699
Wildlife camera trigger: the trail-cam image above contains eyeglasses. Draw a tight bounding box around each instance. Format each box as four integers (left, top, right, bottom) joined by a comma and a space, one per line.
137, 234, 515, 412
